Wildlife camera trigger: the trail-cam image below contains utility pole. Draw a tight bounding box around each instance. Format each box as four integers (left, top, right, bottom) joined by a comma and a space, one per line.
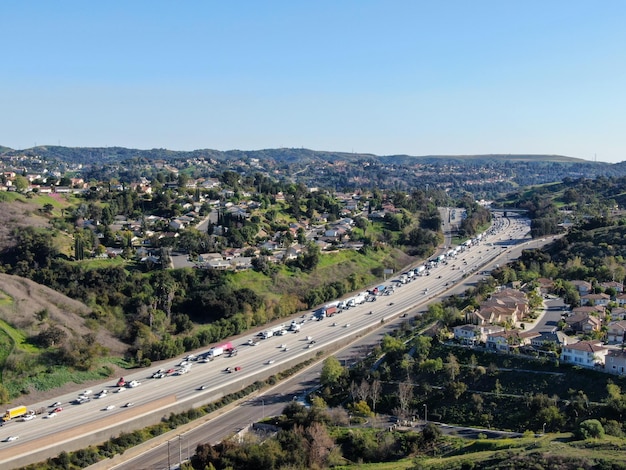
167, 439, 171, 469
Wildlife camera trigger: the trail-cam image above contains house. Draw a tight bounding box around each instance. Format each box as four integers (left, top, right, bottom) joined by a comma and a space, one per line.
486, 330, 540, 352
581, 293, 610, 307
601, 281, 623, 294
560, 340, 608, 367
169, 219, 186, 231
605, 350, 626, 375
570, 280, 593, 296
453, 324, 504, 345
606, 320, 626, 344
530, 331, 570, 348
564, 311, 603, 333
471, 288, 529, 326
537, 278, 555, 294
610, 307, 626, 320
616, 294, 626, 307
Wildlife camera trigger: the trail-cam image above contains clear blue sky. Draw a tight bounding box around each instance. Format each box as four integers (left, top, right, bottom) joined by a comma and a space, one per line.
2, 1, 625, 162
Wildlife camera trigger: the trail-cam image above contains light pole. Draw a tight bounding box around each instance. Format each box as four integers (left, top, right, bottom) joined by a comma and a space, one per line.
423, 404, 428, 424
261, 399, 265, 419
178, 435, 182, 466
167, 439, 171, 469
542, 422, 547, 435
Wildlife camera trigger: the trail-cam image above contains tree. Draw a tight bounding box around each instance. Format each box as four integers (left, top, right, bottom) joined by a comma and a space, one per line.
397, 381, 413, 419
13, 175, 28, 192
370, 379, 382, 413
444, 353, 460, 382
578, 419, 605, 439
320, 356, 344, 387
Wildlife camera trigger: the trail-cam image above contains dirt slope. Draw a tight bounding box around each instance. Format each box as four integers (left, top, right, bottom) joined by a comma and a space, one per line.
0, 273, 127, 356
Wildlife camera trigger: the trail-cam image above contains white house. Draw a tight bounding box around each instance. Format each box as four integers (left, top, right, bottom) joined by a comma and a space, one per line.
560, 340, 608, 367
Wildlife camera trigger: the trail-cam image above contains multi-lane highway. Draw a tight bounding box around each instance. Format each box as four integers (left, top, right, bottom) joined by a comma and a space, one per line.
0, 214, 533, 468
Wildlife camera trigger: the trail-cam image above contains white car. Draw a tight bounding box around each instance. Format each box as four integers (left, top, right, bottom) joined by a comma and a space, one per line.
45, 412, 57, 419
115, 387, 125, 393
51, 401, 61, 407
266, 359, 275, 365
22, 413, 35, 421
105, 405, 115, 411
124, 402, 134, 408
4, 436, 19, 442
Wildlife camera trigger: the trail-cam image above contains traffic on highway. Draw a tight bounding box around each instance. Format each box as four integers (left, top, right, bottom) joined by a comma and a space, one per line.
0, 214, 533, 468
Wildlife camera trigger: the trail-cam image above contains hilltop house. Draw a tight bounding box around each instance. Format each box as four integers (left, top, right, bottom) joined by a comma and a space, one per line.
560, 340, 608, 367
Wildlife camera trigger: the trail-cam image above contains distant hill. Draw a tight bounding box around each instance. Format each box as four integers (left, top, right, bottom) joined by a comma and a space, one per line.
0, 145, 596, 165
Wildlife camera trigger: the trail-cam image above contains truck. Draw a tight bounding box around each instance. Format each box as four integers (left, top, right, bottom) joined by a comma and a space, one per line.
371, 285, 386, 295
415, 265, 426, 275
399, 274, 408, 284
3, 405, 28, 422
290, 321, 301, 332
262, 326, 285, 339
324, 306, 338, 317
206, 341, 234, 358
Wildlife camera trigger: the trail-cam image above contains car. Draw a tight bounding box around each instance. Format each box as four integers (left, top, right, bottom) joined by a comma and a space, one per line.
224, 367, 231, 372
344, 323, 350, 328
51, 401, 61, 408
282, 347, 289, 352
198, 385, 207, 390
266, 359, 275, 365
22, 414, 35, 421
105, 405, 115, 411
115, 387, 125, 393
279, 344, 286, 348
45, 412, 57, 419
124, 402, 134, 408
3, 436, 19, 442
83, 390, 93, 395
53, 407, 63, 413
166, 368, 175, 375
234, 366, 242, 372
309, 340, 316, 344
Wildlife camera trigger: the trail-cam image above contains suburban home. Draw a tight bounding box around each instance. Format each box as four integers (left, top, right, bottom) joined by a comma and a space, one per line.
560, 340, 608, 367
616, 294, 626, 307
605, 350, 626, 376
564, 311, 603, 333
581, 293, 610, 307
537, 278, 555, 294
453, 324, 505, 345
486, 330, 540, 352
470, 288, 529, 327
606, 320, 626, 344
610, 307, 626, 320
570, 280, 593, 296
601, 281, 624, 294
530, 331, 570, 348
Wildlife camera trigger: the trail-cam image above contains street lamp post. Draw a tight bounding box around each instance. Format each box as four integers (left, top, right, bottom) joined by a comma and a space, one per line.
542, 422, 547, 435
423, 404, 428, 423
261, 399, 265, 419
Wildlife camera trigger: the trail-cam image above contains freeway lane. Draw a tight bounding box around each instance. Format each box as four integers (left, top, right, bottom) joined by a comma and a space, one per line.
0, 215, 529, 468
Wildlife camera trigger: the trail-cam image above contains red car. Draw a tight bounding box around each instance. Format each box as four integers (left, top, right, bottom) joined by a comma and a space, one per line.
116, 377, 126, 387
53, 407, 63, 413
